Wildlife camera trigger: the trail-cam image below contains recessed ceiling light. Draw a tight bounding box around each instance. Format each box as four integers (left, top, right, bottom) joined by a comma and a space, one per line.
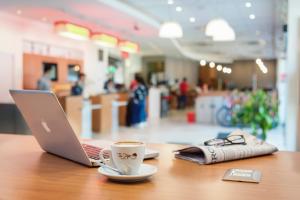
217, 65, 223, 71
256, 58, 262, 64
175, 6, 182, 12
245, 2, 252, 8
222, 67, 227, 73
167, 0, 174, 5
249, 14, 256, 20
16, 10, 22, 15
189, 17, 196, 23
200, 60, 206, 66
209, 62, 215, 68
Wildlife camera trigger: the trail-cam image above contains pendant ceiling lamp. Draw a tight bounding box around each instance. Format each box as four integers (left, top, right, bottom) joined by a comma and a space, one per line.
54, 21, 90, 41
91, 33, 118, 48
205, 19, 235, 41
159, 22, 183, 38
119, 41, 139, 53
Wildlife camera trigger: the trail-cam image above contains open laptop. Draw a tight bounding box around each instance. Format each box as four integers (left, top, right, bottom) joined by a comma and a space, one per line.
10, 90, 159, 167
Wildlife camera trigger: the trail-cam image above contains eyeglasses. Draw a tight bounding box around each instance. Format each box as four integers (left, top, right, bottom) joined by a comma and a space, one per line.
204, 135, 246, 146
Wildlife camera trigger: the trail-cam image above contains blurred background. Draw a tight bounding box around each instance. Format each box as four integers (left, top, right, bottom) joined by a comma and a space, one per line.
1, 0, 299, 151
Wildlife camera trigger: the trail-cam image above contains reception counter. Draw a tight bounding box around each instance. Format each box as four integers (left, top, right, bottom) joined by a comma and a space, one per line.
195, 91, 229, 124
90, 93, 129, 133
58, 95, 83, 136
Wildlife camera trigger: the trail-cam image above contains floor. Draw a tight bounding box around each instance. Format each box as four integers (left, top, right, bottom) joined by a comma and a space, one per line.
81, 103, 287, 150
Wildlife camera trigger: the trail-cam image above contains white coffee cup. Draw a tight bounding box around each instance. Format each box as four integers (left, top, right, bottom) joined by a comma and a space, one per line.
99, 141, 145, 175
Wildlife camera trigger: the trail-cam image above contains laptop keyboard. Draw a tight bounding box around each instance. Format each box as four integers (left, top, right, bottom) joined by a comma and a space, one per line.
81, 144, 102, 160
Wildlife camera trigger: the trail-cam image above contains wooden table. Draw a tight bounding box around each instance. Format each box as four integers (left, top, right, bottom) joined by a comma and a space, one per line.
1, 134, 300, 200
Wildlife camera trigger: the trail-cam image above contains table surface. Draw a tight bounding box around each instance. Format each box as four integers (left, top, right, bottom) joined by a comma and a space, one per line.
1, 134, 300, 200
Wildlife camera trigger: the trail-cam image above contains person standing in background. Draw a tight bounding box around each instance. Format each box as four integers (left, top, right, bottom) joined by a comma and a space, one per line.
178, 77, 189, 109
104, 78, 116, 93
71, 73, 86, 96
78, 73, 86, 87
129, 79, 138, 90
127, 74, 148, 127
170, 79, 179, 93
71, 81, 82, 96
37, 66, 52, 91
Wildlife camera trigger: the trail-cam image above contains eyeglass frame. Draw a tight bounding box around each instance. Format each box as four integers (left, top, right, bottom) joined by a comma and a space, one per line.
204, 135, 247, 146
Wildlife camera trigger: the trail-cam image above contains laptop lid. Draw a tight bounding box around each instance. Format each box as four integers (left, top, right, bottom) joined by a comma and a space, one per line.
10, 90, 92, 166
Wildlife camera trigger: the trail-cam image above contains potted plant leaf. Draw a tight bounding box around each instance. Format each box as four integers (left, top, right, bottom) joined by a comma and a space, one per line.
232, 90, 279, 140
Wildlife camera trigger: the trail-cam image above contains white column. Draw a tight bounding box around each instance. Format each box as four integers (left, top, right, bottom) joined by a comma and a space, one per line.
148, 87, 161, 121
286, 0, 300, 150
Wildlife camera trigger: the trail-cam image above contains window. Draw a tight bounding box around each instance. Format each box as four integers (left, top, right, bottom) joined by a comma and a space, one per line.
42, 62, 58, 81
68, 64, 81, 82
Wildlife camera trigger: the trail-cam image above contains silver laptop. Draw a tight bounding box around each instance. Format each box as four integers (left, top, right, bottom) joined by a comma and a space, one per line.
10, 90, 159, 167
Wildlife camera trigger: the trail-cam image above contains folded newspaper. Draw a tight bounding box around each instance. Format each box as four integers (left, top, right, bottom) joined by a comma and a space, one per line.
174, 130, 278, 164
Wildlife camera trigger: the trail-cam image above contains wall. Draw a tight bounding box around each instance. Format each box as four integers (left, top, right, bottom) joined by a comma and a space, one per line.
0, 12, 142, 102
165, 57, 199, 86
286, 0, 300, 151
141, 56, 164, 84
277, 58, 287, 125
23, 53, 83, 90
0, 52, 14, 103
199, 66, 217, 86
141, 56, 199, 86
124, 54, 142, 88
217, 60, 276, 89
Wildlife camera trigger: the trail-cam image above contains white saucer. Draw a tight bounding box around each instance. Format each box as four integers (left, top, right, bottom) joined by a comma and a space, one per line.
98, 164, 157, 182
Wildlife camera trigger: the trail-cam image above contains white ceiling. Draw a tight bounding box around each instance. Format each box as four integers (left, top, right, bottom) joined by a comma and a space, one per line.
121, 0, 286, 61
0, 0, 287, 62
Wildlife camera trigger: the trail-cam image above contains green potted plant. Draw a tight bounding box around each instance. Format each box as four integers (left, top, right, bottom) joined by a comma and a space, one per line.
232, 90, 279, 140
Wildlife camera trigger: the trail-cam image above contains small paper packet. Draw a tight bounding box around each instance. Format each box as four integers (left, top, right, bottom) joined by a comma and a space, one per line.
222, 168, 262, 183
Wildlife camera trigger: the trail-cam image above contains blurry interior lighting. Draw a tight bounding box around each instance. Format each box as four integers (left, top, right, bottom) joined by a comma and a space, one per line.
245, 2, 252, 8
227, 68, 232, 74
256, 58, 262, 65
176, 6, 183, 12
42, 17, 47, 22
16, 10, 22, 15
119, 40, 139, 53
91, 33, 118, 48
200, 60, 206, 66
54, 21, 90, 41
216, 65, 223, 71
189, 17, 196, 23
159, 22, 183, 38
256, 58, 268, 74
74, 65, 80, 71
249, 14, 256, 20
221, 67, 232, 74
209, 62, 215, 68
205, 19, 236, 41
167, 0, 174, 5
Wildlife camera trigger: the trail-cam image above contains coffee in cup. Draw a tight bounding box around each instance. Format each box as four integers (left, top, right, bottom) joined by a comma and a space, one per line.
99, 141, 145, 175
